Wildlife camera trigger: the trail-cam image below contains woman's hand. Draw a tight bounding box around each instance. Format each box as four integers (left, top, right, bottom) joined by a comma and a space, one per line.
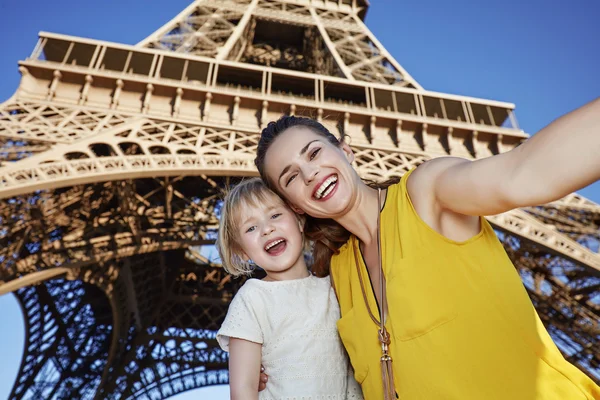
258, 365, 268, 391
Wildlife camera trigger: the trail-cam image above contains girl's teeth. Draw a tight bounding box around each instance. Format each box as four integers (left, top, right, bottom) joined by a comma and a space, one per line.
266, 239, 283, 250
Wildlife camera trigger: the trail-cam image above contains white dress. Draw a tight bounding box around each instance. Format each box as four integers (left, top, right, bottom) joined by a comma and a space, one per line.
217, 274, 363, 400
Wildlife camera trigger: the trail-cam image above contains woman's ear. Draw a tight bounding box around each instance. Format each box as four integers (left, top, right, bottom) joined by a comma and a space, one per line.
290, 204, 305, 214
340, 142, 355, 164
296, 214, 306, 233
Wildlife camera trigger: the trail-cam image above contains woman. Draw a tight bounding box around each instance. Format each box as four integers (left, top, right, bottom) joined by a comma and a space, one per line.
252, 98, 600, 399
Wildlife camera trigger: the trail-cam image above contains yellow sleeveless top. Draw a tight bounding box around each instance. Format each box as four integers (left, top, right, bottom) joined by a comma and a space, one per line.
331, 168, 600, 400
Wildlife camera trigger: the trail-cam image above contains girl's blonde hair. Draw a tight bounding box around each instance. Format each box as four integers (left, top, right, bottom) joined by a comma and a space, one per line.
217, 178, 289, 277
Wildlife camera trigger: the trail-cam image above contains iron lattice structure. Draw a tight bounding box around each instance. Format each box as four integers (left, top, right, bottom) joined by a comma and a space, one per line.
0, 0, 598, 398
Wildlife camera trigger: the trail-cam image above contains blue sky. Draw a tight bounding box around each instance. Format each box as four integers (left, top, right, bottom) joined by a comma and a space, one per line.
0, 0, 599, 399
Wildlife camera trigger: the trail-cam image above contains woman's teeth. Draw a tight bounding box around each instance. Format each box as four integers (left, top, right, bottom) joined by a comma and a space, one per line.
315, 176, 337, 199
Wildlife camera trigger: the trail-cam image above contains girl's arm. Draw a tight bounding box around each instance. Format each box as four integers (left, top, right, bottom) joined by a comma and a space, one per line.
410, 97, 600, 217
229, 338, 262, 400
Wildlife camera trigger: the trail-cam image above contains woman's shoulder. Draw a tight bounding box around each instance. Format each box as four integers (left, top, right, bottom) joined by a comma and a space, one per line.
331, 238, 353, 261
404, 158, 469, 203
330, 238, 355, 282
383, 166, 425, 216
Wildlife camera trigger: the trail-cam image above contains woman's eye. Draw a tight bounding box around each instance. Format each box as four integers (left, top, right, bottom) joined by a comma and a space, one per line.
286, 174, 297, 186
309, 148, 320, 160
271, 213, 282, 219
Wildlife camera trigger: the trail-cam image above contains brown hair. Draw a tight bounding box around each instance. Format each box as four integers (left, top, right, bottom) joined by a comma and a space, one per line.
255, 115, 398, 277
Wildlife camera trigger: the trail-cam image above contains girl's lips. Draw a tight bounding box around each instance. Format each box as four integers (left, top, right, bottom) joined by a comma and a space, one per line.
265, 240, 287, 256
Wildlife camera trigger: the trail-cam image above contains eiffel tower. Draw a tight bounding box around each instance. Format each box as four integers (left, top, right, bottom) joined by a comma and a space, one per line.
0, 0, 598, 398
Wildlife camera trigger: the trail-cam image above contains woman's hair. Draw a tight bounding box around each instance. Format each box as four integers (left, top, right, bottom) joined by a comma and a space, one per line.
254, 116, 351, 277
216, 177, 289, 277
255, 116, 343, 182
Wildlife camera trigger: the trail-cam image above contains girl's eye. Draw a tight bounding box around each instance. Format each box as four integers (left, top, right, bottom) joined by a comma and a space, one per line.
309, 148, 320, 160
245, 226, 256, 233
286, 174, 297, 186
271, 213, 282, 219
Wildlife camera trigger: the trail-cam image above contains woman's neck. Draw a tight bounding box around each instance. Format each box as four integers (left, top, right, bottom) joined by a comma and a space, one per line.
336, 183, 383, 246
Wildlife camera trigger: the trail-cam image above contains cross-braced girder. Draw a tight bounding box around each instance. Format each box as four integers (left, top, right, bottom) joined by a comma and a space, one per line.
0, 101, 131, 144
499, 232, 600, 382
96, 251, 239, 400
7, 250, 241, 400
102, 251, 240, 399
3, 172, 246, 399
10, 279, 113, 400
138, 0, 421, 87
140, 1, 250, 57
0, 174, 222, 283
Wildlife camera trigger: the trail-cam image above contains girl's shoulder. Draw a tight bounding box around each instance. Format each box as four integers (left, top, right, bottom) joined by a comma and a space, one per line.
313, 276, 331, 288
234, 275, 330, 298
234, 278, 263, 297
226, 279, 270, 318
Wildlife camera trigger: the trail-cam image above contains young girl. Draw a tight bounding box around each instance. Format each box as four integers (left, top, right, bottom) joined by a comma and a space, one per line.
216, 178, 363, 400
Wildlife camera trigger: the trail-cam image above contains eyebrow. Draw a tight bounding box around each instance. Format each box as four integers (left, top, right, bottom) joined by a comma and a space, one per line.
264, 204, 279, 213
278, 139, 320, 183
239, 212, 257, 229
240, 204, 279, 226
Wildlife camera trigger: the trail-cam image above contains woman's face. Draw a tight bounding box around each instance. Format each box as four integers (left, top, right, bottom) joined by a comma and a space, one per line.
263, 126, 360, 219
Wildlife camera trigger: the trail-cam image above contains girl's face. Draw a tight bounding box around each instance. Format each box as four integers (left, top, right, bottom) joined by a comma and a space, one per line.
236, 196, 305, 276
263, 126, 360, 220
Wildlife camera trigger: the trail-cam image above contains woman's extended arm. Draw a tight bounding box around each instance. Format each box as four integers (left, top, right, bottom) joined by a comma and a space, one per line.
229, 338, 262, 400
412, 97, 600, 217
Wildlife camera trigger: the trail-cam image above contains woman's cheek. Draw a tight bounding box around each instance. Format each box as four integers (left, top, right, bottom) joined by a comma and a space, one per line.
288, 188, 304, 207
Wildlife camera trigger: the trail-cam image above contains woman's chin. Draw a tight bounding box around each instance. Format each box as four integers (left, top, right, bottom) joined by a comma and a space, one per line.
308, 200, 351, 220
